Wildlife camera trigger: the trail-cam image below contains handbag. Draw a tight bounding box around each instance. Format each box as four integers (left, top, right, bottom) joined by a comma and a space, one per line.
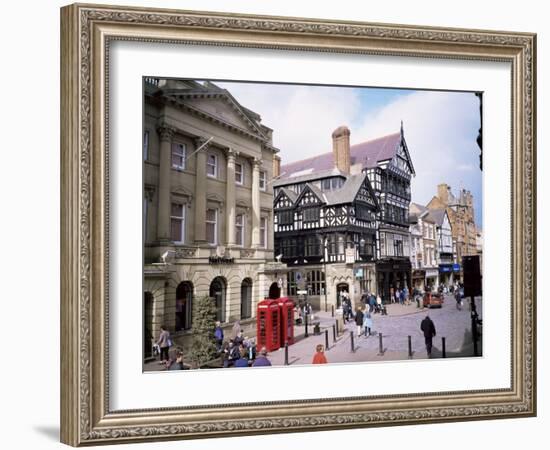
167, 338, 173, 347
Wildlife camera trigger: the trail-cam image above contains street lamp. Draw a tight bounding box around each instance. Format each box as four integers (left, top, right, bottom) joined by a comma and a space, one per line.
320, 235, 329, 312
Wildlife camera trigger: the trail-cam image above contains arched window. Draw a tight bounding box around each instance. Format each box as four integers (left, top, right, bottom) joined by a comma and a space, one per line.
241, 278, 253, 319
210, 277, 226, 323
175, 282, 193, 331
269, 282, 281, 299
143, 292, 154, 358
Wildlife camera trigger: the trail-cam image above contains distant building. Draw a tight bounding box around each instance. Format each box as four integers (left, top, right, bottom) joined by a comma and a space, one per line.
409, 205, 425, 291
410, 203, 438, 290
427, 183, 479, 281
142, 79, 283, 356
426, 208, 456, 287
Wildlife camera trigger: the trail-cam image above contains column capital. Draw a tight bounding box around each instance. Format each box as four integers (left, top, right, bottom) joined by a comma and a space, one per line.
157, 125, 175, 142
226, 147, 239, 162
252, 157, 263, 169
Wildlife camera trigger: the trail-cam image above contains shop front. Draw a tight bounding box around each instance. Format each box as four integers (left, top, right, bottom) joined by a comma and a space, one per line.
412, 269, 426, 291
425, 268, 439, 292
376, 258, 412, 303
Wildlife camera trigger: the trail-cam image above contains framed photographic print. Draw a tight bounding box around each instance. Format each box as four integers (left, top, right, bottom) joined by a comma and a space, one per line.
60, 3, 536, 446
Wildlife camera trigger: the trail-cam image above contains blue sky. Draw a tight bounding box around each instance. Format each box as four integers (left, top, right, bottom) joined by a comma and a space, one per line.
217, 81, 482, 227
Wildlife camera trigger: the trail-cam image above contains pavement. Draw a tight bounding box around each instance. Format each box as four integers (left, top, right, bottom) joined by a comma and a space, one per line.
144, 294, 482, 371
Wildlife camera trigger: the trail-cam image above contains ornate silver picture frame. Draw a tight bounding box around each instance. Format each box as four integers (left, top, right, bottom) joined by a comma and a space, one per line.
60, 3, 536, 446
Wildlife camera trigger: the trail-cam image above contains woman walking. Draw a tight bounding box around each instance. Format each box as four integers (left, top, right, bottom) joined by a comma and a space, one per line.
363, 309, 373, 337
157, 325, 171, 364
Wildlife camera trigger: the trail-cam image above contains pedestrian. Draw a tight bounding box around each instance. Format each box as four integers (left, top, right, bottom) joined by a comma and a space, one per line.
252, 347, 272, 367
420, 315, 437, 357
369, 293, 376, 313
403, 286, 409, 305
312, 344, 328, 364
214, 321, 224, 352
455, 287, 463, 310
360, 292, 368, 305
376, 294, 383, 314
363, 309, 374, 337
231, 320, 241, 340
234, 347, 249, 367
223, 340, 240, 368
156, 325, 171, 364
234, 330, 245, 347
355, 306, 364, 337
168, 350, 187, 370
399, 289, 406, 305
394, 288, 400, 304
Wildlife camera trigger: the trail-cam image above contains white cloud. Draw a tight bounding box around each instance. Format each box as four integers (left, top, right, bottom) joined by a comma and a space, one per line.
219, 82, 482, 225
352, 90, 481, 213
219, 82, 360, 156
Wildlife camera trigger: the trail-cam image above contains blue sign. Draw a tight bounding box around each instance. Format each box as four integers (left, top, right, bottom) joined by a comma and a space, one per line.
453, 264, 461, 272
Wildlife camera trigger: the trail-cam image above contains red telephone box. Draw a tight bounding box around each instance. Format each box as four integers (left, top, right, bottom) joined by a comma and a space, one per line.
256, 299, 281, 352
277, 297, 295, 345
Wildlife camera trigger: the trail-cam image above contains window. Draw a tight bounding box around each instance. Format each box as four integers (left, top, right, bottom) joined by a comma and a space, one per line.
143, 131, 149, 161
260, 217, 267, 248
206, 209, 218, 244
143, 196, 148, 242
170, 203, 185, 243
259, 171, 266, 191
171, 143, 186, 170
207, 154, 217, 177
235, 163, 244, 184
303, 207, 320, 222
278, 210, 293, 225
305, 236, 321, 257
287, 272, 298, 296
306, 270, 326, 296
235, 214, 245, 246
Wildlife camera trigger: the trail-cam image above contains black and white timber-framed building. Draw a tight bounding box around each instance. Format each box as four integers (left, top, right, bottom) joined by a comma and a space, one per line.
274, 124, 415, 307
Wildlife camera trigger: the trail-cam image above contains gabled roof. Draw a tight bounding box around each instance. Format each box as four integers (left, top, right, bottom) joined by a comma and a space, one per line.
294, 183, 327, 205
273, 167, 346, 187
280, 132, 404, 179
278, 187, 298, 203
426, 208, 447, 226
324, 173, 378, 208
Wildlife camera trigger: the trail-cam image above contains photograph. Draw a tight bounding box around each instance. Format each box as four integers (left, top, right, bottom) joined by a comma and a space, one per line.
142, 78, 484, 372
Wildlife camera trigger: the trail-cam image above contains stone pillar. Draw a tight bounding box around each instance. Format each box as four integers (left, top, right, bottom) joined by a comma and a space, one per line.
251, 158, 262, 248
225, 148, 237, 247
194, 137, 209, 243
157, 125, 175, 242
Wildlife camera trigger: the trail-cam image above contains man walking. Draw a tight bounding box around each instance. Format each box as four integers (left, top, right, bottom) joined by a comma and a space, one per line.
355, 306, 364, 337
420, 315, 437, 357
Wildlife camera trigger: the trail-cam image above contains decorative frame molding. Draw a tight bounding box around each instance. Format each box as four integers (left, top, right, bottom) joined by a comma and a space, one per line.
60, 3, 536, 446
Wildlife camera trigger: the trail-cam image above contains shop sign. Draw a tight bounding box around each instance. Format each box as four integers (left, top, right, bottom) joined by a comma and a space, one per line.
453, 263, 461, 272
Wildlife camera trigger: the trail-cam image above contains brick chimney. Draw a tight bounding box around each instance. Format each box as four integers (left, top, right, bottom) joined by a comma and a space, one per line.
437, 183, 450, 205
273, 154, 281, 178
332, 125, 351, 174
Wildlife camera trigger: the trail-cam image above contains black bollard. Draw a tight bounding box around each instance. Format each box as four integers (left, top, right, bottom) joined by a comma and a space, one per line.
442, 337, 446, 358
325, 329, 329, 351
378, 333, 383, 356
472, 311, 479, 357
335, 319, 339, 336
305, 313, 309, 338
350, 330, 355, 352
332, 324, 336, 343
331, 304, 334, 318
284, 342, 289, 365
408, 335, 412, 359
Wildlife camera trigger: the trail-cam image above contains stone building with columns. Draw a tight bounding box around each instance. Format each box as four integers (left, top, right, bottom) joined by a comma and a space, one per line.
142, 79, 284, 357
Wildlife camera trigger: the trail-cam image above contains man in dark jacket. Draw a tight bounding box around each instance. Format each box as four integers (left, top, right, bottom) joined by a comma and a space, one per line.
355, 307, 364, 337
420, 315, 437, 357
